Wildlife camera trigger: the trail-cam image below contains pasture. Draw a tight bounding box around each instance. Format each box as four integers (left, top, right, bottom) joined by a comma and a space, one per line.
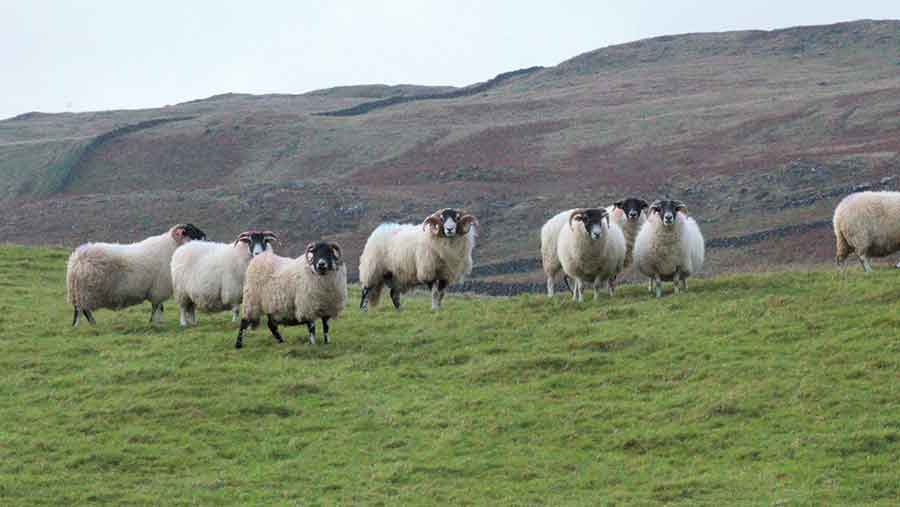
1, 244, 899, 505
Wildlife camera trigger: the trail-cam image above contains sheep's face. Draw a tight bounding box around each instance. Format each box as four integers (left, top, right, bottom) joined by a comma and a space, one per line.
236, 230, 278, 257
172, 223, 207, 244
614, 198, 649, 221
649, 200, 687, 227
305, 242, 342, 275
423, 208, 478, 238
570, 208, 609, 240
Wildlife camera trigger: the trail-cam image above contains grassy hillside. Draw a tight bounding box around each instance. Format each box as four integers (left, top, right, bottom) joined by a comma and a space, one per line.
2, 20, 900, 287
2, 244, 900, 505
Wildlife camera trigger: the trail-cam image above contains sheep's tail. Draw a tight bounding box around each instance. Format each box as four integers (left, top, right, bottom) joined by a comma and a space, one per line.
833, 218, 851, 264
66, 247, 85, 306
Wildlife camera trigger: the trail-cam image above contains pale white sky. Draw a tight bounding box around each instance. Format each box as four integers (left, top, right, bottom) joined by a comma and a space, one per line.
1, 1, 898, 119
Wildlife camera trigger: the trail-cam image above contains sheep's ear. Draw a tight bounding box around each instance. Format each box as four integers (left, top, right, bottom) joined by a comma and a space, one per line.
459, 214, 479, 233
649, 200, 662, 213
673, 200, 688, 213
172, 226, 186, 242
330, 243, 342, 261
305, 242, 316, 265
423, 215, 443, 235
613, 200, 624, 209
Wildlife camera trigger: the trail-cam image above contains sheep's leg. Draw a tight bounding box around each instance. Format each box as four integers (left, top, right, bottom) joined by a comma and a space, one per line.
546, 277, 555, 298
390, 287, 402, 310
83, 309, 96, 325
321, 317, 330, 344
681, 277, 688, 292
563, 276, 573, 296
72, 306, 80, 327
305, 321, 317, 345
607, 278, 615, 297
648, 278, 654, 293
231, 307, 239, 322
266, 315, 285, 344
235, 319, 254, 349
593, 278, 601, 301
654, 276, 662, 299
859, 254, 873, 273
431, 280, 448, 310
673, 271, 681, 295
360, 286, 370, 312
179, 307, 189, 327
572, 279, 583, 302
150, 303, 164, 325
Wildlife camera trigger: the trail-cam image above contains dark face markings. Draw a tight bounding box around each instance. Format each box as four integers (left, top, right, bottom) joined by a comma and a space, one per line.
306, 242, 341, 275
649, 200, 686, 226
616, 198, 649, 220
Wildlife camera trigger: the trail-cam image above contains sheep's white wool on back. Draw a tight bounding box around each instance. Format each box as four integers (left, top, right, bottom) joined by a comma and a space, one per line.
540, 209, 572, 277
834, 191, 900, 258
67, 232, 179, 311
171, 240, 252, 312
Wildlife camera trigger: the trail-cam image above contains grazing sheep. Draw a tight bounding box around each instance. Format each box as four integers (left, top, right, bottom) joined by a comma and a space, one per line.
67, 224, 206, 326
358, 208, 477, 311
833, 191, 900, 272
556, 208, 626, 302
171, 230, 277, 326
606, 197, 649, 270
634, 200, 704, 298
236, 242, 347, 349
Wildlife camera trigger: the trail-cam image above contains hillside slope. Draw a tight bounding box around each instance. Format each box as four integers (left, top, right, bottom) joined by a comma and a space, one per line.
2, 245, 900, 505
2, 20, 900, 287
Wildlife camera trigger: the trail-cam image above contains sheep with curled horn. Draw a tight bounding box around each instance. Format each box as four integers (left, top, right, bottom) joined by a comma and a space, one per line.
358, 208, 478, 311
67, 223, 207, 326
633, 199, 705, 298
555, 207, 626, 302
236, 241, 347, 349
170, 230, 278, 326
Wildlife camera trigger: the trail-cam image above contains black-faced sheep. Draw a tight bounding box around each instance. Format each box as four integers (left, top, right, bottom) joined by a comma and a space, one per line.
67, 224, 206, 326
557, 208, 626, 301
606, 197, 649, 270
236, 242, 347, 349
171, 230, 277, 326
634, 200, 704, 298
358, 208, 477, 311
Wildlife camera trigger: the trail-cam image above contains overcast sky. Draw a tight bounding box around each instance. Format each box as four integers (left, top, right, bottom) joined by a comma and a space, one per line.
1, 1, 898, 120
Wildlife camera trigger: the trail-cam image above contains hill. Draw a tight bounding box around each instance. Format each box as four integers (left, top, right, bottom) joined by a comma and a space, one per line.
2, 20, 900, 289
2, 244, 900, 504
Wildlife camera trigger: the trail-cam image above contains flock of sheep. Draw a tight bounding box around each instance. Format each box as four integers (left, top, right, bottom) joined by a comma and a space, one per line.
63, 190, 900, 348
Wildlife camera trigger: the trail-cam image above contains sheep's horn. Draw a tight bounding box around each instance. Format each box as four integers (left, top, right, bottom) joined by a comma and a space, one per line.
568, 209, 585, 228
423, 214, 443, 232
672, 200, 687, 211
459, 214, 479, 233
649, 200, 662, 210
330, 243, 342, 260
262, 230, 278, 242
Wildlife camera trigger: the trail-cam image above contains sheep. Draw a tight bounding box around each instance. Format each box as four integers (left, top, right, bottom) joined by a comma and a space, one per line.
540, 209, 572, 297
833, 191, 900, 272
235, 242, 347, 349
606, 197, 649, 270
67, 223, 206, 326
170, 230, 277, 327
634, 200, 705, 298
556, 208, 626, 302
358, 208, 477, 311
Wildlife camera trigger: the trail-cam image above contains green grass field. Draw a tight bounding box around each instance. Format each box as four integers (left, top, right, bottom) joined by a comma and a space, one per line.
2, 244, 899, 505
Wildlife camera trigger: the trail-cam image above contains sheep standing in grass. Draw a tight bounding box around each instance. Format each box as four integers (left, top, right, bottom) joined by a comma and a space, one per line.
170, 230, 277, 326
833, 191, 900, 272
236, 242, 347, 349
358, 208, 477, 311
606, 197, 649, 270
540, 209, 572, 297
556, 208, 626, 302
67, 224, 206, 326
634, 200, 704, 298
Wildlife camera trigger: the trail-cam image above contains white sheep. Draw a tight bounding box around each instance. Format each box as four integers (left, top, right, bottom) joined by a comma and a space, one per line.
235, 242, 347, 349
540, 209, 572, 297
170, 230, 277, 326
606, 197, 649, 270
634, 200, 705, 298
556, 208, 626, 302
358, 208, 477, 311
833, 191, 900, 272
67, 224, 206, 326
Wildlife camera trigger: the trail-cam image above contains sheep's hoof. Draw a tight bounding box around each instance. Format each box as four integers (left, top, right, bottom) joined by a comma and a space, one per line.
235, 342, 243, 349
